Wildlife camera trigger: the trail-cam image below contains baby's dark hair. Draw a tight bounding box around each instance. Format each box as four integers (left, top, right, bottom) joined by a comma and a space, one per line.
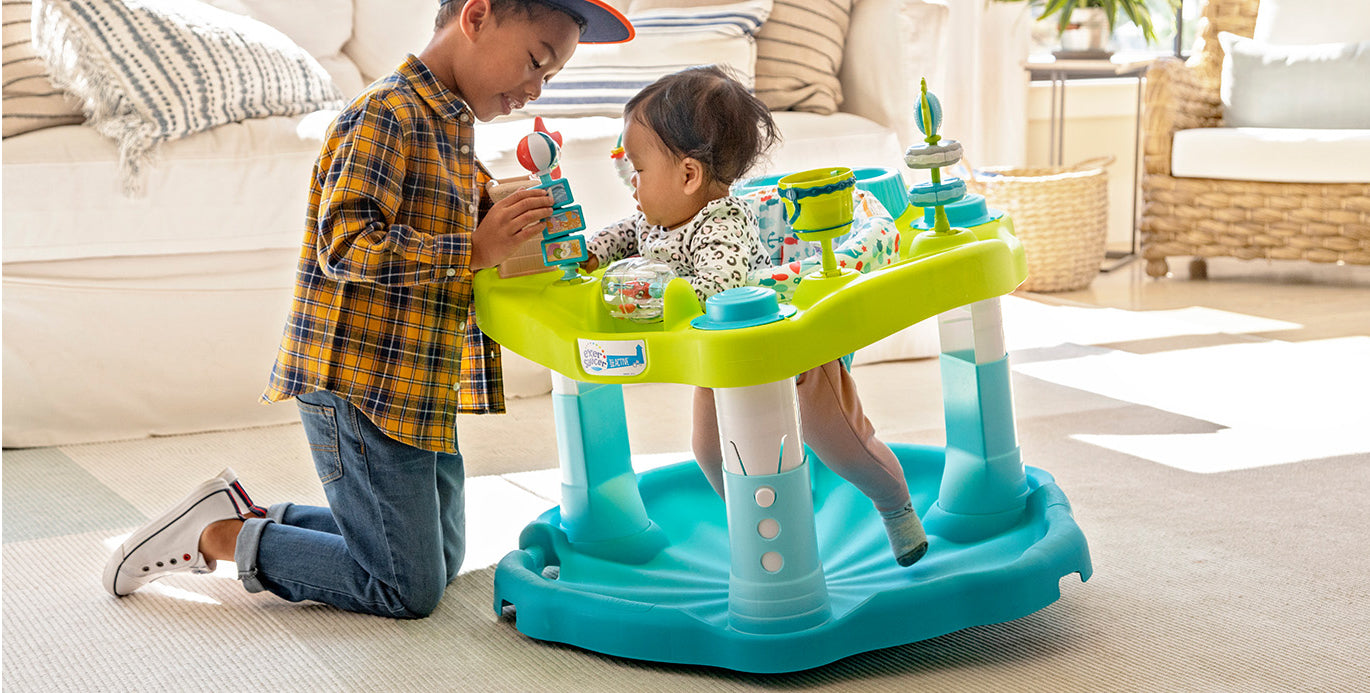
436, 0, 587, 33
624, 65, 780, 186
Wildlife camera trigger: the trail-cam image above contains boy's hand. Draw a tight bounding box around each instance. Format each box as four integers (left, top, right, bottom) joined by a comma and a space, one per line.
580, 255, 600, 273
470, 188, 553, 270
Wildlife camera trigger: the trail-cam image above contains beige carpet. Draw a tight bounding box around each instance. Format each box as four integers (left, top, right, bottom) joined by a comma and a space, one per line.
4, 296, 1369, 691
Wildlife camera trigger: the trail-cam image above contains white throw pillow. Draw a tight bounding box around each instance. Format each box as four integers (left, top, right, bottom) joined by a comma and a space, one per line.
32, 0, 344, 194
1219, 32, 1370, 129
200, 0, 352, 60
344, 0, 433, 85
201, 0, 363, 97
522, 0, 772, 118
1252, 0, 1370, 45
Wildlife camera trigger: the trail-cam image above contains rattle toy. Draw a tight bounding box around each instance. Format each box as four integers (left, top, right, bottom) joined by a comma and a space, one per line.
516, 128, 588, 280
902, 78, 981, 257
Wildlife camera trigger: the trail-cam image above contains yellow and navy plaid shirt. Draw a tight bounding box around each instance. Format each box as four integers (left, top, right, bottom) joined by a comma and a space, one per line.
263, 55, 503, 453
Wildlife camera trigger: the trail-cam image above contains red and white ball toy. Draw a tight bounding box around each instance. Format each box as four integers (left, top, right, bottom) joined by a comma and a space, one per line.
516, 131, 561, 176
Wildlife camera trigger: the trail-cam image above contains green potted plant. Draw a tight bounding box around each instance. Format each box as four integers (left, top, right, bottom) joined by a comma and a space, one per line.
998, 0, 1179, 54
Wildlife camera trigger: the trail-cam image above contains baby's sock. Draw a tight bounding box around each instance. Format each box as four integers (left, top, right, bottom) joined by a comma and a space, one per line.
879, 502, 929, 567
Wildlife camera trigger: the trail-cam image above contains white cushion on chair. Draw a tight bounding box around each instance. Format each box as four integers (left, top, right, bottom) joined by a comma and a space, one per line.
1170, 127, 1370, 184
1219, 33, 1370, 130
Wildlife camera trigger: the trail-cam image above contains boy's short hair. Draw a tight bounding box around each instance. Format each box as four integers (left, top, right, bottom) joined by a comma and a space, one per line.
624, 65, 780, 186
436, 0, 589, 33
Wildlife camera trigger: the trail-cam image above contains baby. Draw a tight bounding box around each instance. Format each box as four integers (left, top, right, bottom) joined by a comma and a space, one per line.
583, 66, 928, 567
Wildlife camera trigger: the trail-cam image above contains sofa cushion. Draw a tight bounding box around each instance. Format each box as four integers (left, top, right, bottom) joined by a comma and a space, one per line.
345, 0, 434, 84
202, 0, 365, 98
523, 0, 771, 118
629, 0, 855, 114
1, 0, 83, 138
1219, 33, 1370, 130
1252, 0, 1370, 45
1170, 127, 1370, 184
754, 0, 854, 114
1, 112, 338, 262
32, 0, 344, 194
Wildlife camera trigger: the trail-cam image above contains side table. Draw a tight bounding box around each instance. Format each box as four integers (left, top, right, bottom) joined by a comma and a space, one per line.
1026, 57, 1152, 272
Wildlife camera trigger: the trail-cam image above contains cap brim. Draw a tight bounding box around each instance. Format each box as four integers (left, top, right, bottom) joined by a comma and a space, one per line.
552, 0, 634, 43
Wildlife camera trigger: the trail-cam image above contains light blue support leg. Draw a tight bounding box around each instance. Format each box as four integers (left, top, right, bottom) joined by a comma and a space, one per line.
551, 373, 667, 563
714, 379, 831, 635
924, 298, 1030, 542
723, 465, 831, 634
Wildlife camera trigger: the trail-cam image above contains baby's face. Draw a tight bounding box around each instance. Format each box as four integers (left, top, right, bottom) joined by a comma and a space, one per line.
623, 117, 697, 229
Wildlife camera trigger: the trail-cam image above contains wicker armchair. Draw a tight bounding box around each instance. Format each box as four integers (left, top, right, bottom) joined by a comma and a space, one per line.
1139, 0, 1370, 278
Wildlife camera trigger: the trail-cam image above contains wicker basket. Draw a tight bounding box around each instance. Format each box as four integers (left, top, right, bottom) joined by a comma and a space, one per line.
967, 156, 1113, 292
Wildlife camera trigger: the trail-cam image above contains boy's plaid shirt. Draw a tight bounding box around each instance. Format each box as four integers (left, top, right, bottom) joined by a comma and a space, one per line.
263, 55, 504, 453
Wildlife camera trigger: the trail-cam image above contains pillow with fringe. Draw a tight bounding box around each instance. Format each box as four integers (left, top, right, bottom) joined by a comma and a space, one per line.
32, 0, 343, 194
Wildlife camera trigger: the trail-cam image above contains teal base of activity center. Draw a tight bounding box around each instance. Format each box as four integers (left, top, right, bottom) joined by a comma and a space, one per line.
493, 443, 1093, 673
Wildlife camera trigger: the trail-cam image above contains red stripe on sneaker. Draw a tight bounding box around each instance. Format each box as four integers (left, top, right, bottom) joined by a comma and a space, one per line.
230, 481, 268, 517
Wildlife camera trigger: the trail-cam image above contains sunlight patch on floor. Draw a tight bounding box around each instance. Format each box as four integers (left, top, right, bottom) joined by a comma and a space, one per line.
1015, 335, 1370, 472
1073, 426, 1368, 473
144, 581, 222, 605
461, 475, 557, 574
1004, 297, 1302, 350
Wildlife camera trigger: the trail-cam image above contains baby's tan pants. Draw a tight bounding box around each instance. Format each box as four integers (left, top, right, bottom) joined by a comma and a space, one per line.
691, 359, 910, 512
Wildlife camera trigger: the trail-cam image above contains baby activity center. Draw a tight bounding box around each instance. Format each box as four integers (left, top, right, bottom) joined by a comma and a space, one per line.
473, 84, 1093, 673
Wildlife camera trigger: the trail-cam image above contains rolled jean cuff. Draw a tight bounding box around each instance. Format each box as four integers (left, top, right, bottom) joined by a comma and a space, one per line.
236, 502, 289, 592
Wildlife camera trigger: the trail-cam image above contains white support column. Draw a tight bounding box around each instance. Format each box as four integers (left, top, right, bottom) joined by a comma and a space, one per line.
937, 297, 1006, 364
714, 379, 805, 476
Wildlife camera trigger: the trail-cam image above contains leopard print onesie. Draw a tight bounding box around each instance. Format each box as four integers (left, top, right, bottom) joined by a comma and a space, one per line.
584, 196, 770, 303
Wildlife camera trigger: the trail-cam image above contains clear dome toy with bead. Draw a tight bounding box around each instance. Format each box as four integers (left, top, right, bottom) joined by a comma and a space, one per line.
599, 257, 674, 323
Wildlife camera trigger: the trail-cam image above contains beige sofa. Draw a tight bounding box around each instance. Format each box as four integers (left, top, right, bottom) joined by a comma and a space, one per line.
2, 0, 948, 448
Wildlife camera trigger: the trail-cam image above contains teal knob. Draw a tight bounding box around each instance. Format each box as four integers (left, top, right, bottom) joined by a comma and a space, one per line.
691, 286, 795, 331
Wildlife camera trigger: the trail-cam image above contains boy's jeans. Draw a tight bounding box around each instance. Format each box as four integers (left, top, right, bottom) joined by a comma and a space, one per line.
236, 389, 465, 618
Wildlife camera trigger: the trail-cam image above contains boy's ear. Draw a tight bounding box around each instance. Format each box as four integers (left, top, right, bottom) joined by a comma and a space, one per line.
459, 0, 494, 41
680, 157, 706, 196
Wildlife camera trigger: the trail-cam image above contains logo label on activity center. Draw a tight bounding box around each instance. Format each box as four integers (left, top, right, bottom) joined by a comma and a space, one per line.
578, 339, 647, 376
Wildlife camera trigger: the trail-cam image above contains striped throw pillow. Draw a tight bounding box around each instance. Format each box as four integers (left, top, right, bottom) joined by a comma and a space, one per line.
523, 0, 772, 118
31, 0, 343, 194
2, 0, 84, 138
754, 0, 853, 114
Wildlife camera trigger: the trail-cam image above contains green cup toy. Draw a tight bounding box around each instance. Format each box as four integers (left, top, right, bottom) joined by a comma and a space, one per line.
778, 167, 856, 277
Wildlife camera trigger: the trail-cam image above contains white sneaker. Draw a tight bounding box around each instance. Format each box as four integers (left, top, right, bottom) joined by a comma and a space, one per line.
103, 468, 264, 597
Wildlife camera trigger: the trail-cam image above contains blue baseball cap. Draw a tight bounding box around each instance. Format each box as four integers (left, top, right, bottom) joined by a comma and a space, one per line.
442, 0, 634, 44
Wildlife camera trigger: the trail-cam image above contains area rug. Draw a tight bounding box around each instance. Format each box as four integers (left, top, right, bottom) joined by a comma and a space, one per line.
4, 296, 1368, 691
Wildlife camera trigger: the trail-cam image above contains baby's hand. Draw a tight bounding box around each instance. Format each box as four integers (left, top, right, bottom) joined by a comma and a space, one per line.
580, 255, 600, 273
471, 188, 552, 270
